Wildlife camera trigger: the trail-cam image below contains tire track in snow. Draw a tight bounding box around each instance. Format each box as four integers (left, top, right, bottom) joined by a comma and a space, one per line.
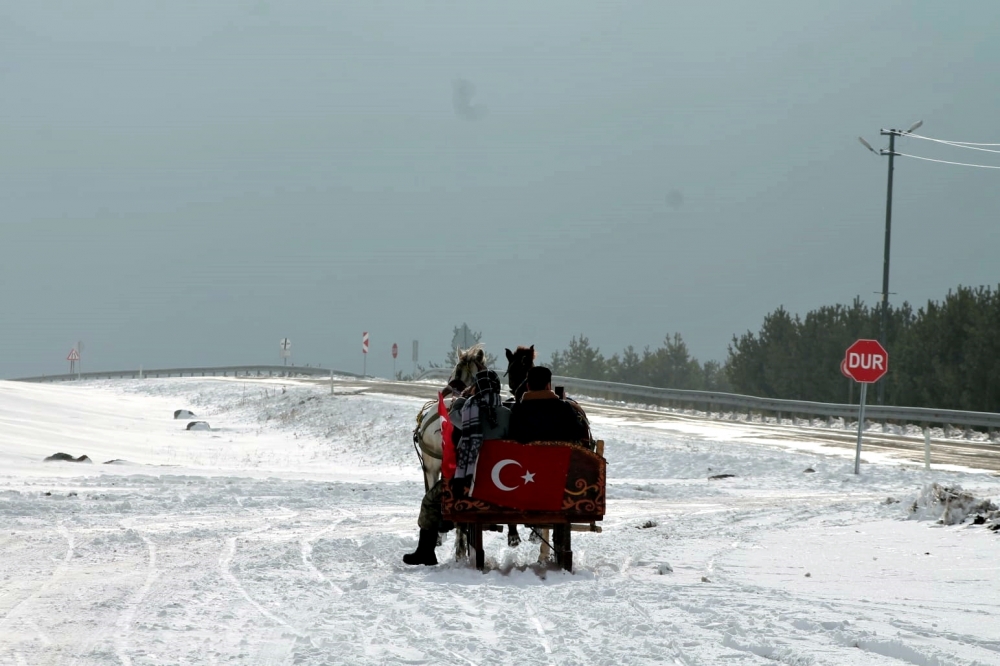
218, 510, 306, 638
523, 601, 554, 662
617, 587, 693, 665
444, 648, 479, 666
666, 507, 826, 664
361, 613, 383, 658
300, 520, 345, 597
889, 616, 1000, 658
114, 528, 159, 666
330, 504, 358, 520
0, 523, 74, 639
24, 619, 53, 647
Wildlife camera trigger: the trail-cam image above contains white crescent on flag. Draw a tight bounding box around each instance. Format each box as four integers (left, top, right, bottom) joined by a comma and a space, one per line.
491, 459, 521, 491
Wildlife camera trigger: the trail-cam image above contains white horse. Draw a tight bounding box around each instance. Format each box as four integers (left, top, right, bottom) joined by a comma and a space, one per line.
413, 345, 487, 494
411, 346, 487, 556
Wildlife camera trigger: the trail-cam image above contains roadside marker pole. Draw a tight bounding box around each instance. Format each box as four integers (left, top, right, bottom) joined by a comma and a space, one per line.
923, 427, 931, 470
362, 332, 369, 377
854, 383, 868, 475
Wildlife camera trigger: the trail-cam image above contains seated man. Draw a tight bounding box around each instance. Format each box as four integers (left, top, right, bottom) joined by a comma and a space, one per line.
508, 366, 590, 445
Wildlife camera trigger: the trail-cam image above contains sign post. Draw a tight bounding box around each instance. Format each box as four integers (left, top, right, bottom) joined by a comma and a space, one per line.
391, 342, 398, 378
842, 339, 889, 474
67, 348, 80, 377
280, 338, 291, 366
854, 384, 869, 474
362, 331, 369, 377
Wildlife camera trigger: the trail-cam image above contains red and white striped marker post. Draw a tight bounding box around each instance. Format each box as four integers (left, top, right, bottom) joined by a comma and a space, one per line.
362, 331, 369, 376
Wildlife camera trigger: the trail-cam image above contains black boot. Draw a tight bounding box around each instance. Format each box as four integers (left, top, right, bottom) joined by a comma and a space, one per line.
403, 529, 439, 566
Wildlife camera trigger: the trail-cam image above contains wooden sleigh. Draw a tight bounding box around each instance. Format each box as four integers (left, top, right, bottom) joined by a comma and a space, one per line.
441, 439, 606, 571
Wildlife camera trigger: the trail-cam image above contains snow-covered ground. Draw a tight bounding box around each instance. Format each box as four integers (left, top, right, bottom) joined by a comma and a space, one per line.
1, 377, 999, 666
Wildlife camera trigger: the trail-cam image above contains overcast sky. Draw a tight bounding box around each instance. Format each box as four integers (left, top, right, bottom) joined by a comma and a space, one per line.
2, 1, 998, 379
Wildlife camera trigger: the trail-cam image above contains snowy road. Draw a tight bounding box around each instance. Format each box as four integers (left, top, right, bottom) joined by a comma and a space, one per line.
1, 378, 999, 665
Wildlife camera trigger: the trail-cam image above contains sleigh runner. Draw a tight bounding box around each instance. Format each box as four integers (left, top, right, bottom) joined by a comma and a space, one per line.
442, 439, 606, 571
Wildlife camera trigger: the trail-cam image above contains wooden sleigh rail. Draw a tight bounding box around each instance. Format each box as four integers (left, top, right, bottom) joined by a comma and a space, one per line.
442, 440, 606, 571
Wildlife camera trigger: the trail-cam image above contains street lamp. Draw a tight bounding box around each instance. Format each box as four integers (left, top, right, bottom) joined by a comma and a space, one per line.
858, 119, 922, 405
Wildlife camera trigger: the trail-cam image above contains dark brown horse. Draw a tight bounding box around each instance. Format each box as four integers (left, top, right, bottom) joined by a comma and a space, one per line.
504, 345, 535, 402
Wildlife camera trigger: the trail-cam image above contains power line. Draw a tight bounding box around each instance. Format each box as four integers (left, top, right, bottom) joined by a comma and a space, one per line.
895, 151, 1000, 169
905, 133, 1000, 155
907, 132, 1000, 148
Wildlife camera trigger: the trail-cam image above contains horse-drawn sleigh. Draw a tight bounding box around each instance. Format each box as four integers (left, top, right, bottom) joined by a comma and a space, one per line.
441, 438, 605, 571
412, 345, 607, 572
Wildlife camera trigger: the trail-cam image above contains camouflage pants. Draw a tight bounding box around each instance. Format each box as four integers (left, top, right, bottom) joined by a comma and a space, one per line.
417, 480, 443, 531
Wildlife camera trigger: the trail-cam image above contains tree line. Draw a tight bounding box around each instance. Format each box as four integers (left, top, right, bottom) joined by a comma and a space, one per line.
548, 333, 732, 393
547, 285, 1000, 413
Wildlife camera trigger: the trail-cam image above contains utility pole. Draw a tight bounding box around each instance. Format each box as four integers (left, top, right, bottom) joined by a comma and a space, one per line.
858, 119, 921, 405
877, 129, 896, 406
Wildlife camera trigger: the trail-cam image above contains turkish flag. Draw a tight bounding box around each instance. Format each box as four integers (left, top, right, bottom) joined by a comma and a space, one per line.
439, 392, 456, 479
471, 440, 571, 511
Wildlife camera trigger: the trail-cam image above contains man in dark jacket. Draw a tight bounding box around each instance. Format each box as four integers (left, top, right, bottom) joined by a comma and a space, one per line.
508, 366, 590, 445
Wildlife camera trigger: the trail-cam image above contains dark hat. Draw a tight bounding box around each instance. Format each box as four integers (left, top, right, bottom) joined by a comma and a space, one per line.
473, 369, 502, 396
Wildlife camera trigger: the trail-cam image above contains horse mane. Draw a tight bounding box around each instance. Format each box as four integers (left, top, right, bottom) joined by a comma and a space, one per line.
450, 343, 487, 387
457, 343, 486, 365
512, 345, 536, 360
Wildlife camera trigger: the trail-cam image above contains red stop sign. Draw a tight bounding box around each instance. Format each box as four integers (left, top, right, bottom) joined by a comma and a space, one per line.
391, 343, 398, 359
843, 339, 888, 383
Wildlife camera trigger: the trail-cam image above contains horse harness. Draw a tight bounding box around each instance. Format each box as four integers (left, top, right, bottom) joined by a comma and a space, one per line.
413, 399, 444, 460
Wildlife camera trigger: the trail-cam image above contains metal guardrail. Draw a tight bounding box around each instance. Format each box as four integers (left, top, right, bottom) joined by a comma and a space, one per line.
14, 365, 999, 434
552, 376, 1000, 433
11, 365, 361, 383
415, 367, 1000, 433
413, 368, 451, 381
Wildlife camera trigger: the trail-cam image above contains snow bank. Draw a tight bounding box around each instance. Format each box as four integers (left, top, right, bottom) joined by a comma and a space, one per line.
908, 482, 999, 525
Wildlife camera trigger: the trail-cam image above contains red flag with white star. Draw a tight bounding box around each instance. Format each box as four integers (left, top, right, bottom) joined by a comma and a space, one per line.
471, 440, 571, 511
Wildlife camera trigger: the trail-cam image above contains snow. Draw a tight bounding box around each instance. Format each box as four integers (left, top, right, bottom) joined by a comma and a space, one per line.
2, 377, 1000, 665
